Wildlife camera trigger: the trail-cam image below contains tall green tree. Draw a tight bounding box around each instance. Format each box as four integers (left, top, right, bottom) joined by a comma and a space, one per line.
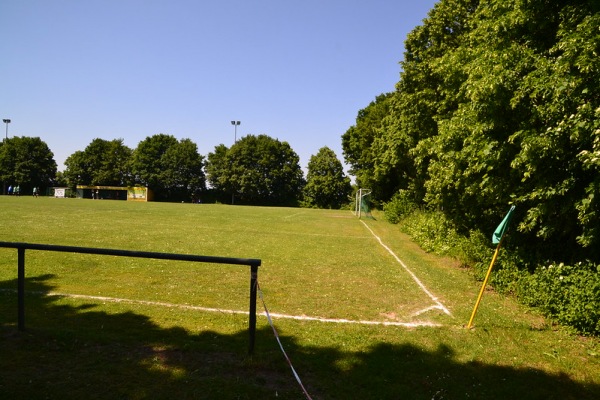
130, 134, 178, 193
160, 138, 206, 201
0, 136, 57, 194
205, 144, 231, 202
303, 147, 352, 209
345, 0, 600, 262
341, 93, 395, 201
130, 134, 205, 201
390, 0, 479, 206
63, 138, 132, 187
413, 0, 600, 262
508, 4, 600, 260
63, 150, 87, 187
130, 134, 177, 200
206, 135, 305, 206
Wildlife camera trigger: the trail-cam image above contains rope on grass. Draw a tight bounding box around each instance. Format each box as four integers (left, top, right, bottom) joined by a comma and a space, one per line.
257, 281, 313, 400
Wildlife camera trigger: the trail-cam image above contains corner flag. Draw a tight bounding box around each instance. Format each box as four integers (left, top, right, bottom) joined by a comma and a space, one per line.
468, 205, 516, 329
492, 205, 516, 245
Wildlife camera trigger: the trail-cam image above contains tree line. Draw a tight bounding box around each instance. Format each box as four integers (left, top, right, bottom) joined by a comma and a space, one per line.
0, 133, 351, 208
342, 0, 600, 265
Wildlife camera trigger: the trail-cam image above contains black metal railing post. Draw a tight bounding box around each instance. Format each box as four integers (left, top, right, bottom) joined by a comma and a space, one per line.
18, 247, 25, 331
249, 264, 259, 355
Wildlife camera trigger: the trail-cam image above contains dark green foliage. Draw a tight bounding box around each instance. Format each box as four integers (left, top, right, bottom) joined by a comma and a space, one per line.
383, 190, 418, 224
341, 93, 398, 201
64, 138, 132, 187
205, 143, 229, 200
344, 0, 600, 264
518, 262, 600, 335
129, 134, 205, 201
394, 206, 599, 334
399, 209, 486, 267
159, 139, 206, 201
129, 134, 179, 192
62, 135, 205, 202
0, 136, 57, 194
205, 135, 305, 206
303, 147, 352, 209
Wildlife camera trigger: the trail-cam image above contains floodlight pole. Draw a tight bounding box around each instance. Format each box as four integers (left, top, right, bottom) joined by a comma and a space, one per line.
231, 120, 240, 143
230, 121, 240, 205
2, 119, 10, 140
2, 119, 9, 195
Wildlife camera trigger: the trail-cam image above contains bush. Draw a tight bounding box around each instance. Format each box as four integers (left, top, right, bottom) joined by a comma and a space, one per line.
518, 262, 600, 335
392, 207, 599, 336
400, 210, 522, 290
383, 190, 417, 224
408, 211, 463, 254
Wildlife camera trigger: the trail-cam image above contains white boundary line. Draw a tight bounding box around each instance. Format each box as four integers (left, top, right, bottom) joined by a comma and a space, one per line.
0, 289, 441, 328
360, 220, 452, 316
283, 211, 305, 219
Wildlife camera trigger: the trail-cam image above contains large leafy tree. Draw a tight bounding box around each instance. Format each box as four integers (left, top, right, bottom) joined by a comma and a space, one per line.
0, 136, 57, 194
386, 0, 479, 206
206, 134, 305, 206
345, 0, 600, 262
509, 4, 600, 260
341, 93, 395, 201
130, 134, 178, 192
130, 134, 205, 201
63, 150, 89, 187
160, 138, 206, 201
304, 147, 352, 209
415, 0, 600, 261
205, 144, 231, 203
63, 138, 132, 187
414, 0, 532, 230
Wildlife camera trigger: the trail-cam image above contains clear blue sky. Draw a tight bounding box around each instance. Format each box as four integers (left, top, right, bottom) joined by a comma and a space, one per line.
1, 0, 438, 173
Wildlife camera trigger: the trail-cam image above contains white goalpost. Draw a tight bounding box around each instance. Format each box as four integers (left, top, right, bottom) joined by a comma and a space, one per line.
354, 188, 372, 219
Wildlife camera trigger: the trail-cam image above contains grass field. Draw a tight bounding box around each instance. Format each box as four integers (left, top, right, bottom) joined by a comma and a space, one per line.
1, 196, 599, 399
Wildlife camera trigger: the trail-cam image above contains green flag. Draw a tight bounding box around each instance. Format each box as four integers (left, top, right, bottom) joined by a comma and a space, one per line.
492, 205, 516, 245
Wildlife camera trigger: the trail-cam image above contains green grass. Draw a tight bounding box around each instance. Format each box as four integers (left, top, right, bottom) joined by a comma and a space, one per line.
1, 196, 599, 399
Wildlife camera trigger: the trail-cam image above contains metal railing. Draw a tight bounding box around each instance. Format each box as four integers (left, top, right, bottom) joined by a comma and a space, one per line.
0, 241, 261, 354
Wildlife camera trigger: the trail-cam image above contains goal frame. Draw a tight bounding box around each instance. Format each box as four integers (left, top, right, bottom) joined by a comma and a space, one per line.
355, 188, 372, 219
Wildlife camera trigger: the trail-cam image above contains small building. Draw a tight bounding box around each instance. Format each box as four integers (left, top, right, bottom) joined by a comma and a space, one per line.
126, 186, 153, 202
51, 187, 72, 198
76, 186, 153, 202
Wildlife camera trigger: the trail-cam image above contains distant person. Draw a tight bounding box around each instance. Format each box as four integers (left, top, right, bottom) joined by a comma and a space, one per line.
7, 185, 12, 195
14, 185, 20, 196
33, 187, 38, 197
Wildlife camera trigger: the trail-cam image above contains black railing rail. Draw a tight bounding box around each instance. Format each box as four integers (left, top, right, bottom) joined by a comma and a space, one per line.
0, 241, 261, 354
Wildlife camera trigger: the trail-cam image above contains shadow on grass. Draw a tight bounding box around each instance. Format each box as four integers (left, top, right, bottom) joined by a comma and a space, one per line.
0, 275, 598, 400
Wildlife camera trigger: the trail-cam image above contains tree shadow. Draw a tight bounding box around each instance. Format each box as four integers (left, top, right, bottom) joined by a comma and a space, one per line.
1, 275, 598, 399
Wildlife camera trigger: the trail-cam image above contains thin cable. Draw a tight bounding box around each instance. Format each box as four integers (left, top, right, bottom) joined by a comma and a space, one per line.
257, 281, 313, 400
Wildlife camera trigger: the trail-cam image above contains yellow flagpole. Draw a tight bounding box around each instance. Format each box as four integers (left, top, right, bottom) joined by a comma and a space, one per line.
467, 236, 504, 329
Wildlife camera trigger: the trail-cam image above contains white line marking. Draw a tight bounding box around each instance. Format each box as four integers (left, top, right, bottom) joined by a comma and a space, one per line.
360, 220, 452, 316
262, 311, 441, 327
283, 211, 305, 219
0, 289, 441, 328
411, 305, 445, 317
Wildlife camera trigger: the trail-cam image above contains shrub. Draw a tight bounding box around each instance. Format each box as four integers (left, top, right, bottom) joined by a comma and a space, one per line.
518, 262, 600, 335
383, 190, 417, 224
400, 210, 522, 290
393, 207, 599, 336
400, 210, 460, 254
